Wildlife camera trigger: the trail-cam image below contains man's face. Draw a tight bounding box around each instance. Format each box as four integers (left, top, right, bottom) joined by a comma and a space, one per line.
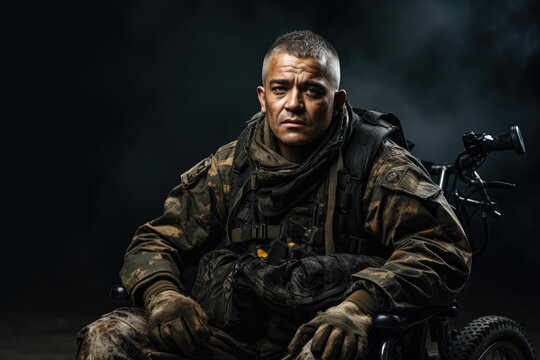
257, 53, 346, 153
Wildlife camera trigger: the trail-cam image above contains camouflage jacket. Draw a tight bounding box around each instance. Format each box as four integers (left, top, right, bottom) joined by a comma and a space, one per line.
120, 119, 472, 312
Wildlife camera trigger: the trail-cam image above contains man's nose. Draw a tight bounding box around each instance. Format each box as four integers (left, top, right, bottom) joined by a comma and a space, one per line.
284, 87, 304, 114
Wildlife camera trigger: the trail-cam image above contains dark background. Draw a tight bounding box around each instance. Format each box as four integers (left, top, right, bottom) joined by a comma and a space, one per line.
2, 0, 539, 358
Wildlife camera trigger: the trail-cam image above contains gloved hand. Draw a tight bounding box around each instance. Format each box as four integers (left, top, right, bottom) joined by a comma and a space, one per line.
146, 289, 212, 356
288, 301, 372, 360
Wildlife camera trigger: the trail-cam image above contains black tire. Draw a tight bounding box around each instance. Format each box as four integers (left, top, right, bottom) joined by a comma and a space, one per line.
442, 315, 536, 360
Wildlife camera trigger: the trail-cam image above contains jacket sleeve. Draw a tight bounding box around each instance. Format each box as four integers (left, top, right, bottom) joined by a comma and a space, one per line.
120, 141, 236, 305
348, 140, 472, 311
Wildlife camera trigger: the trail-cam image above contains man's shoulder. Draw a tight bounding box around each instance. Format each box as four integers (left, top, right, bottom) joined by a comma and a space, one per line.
214, 140, 238, 164
376, 139, 412, 162
367, 139, 439, 199
375, 139, 425, 170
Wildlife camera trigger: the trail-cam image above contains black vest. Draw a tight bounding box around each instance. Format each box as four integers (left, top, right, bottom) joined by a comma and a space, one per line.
225, 108, 409, 260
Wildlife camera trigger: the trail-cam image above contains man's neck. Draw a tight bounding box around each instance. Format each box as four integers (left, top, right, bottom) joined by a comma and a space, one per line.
277, 141, 318, 164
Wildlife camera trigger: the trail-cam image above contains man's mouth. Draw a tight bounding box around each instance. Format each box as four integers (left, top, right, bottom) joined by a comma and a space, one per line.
282, 118, 307, 126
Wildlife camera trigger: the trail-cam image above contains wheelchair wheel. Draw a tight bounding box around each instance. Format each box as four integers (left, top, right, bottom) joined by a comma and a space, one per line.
442, 315, 535, 360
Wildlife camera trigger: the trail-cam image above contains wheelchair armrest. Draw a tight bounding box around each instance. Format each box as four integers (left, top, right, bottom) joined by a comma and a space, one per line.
372, 304, 458, 332
110, 284, 129, 299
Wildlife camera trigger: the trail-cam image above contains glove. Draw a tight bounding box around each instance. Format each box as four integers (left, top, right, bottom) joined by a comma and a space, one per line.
288, 301, 372, 360
146, 288, 212, 356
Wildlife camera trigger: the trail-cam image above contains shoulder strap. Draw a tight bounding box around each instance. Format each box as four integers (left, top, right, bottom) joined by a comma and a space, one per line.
228, 116, 259, 211
353, 108, 409, 149
332, 109, 401, 257
345, 108, 399, 179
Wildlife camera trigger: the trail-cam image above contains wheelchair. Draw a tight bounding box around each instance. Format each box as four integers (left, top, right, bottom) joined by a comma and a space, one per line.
110, 126, 535, 360
366, 125, 534, 360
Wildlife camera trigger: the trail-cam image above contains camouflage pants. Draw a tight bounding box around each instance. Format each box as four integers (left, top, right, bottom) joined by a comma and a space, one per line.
76, 307, 291, 360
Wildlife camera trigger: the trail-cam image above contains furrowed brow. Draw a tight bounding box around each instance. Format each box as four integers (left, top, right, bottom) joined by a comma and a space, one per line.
302, 80, 327, 90
269, 79, 292, 86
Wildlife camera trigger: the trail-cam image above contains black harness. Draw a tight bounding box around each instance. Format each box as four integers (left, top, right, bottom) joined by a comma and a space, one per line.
225, 108, 409, 260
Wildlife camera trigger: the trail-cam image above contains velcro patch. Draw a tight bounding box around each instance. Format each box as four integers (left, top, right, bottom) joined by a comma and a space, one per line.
379, 165, 440, 200
385, 170, 401, 184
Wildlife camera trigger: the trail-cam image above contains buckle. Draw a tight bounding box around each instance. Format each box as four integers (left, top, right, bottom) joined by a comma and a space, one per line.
250, 224, 268, 240
303, 226, 322, 246
258, 224, 267, 239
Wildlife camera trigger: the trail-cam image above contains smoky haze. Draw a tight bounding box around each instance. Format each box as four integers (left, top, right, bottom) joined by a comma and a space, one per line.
2, 0, 539, 330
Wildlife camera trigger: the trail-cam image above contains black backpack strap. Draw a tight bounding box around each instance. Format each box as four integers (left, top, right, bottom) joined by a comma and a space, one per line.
353, 108, 409, 151
228, 115, 260, 210
334, 109, 400, 257
344, 109, 399, 180
226, 114, 263, 248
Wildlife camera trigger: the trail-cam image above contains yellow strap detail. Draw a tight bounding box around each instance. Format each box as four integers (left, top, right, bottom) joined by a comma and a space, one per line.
257, 248, 268, 257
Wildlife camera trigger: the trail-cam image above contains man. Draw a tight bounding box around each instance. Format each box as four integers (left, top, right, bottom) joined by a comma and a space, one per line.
77, 31, 471, 360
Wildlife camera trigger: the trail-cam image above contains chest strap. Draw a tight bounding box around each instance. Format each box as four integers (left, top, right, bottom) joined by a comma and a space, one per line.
230, 224, 282, 244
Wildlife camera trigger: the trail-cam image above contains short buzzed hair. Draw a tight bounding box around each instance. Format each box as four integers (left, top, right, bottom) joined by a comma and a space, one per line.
262, 30, 341, 90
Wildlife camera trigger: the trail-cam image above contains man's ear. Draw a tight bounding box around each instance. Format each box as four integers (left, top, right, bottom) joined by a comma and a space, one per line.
333, 90, 347, 116
257, 86, 266, 113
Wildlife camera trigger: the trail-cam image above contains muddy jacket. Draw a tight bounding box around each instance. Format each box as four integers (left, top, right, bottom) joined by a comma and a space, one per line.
120, 108, 472, 323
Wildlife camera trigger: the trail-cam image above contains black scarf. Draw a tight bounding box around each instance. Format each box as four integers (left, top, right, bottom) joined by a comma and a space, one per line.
247, 102, 355, 218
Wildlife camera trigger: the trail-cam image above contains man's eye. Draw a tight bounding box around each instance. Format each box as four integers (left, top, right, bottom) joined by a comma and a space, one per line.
272, 87, 287, 94
306, 87, 323, 95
